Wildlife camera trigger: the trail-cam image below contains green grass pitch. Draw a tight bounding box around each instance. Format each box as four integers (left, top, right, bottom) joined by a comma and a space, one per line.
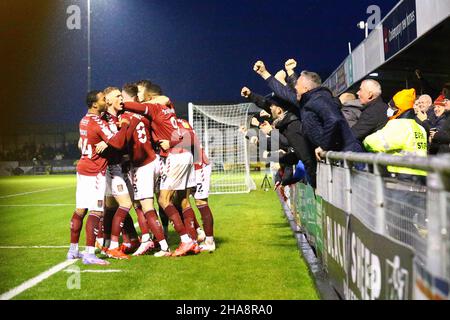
0, 174, 318, 300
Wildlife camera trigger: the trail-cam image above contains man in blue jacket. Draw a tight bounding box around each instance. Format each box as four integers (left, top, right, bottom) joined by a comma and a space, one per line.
253, 60, 363, 160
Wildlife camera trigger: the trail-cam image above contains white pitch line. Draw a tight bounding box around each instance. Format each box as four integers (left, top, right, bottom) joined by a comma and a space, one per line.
0, 245, 69, 249
0, 259, 78, 300
0, 204, 74, 208
0, 186, 73, 199
63, 269, 122, 273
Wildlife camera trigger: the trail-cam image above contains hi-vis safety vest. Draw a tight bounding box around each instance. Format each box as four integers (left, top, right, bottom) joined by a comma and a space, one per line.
363, 119, 428, 176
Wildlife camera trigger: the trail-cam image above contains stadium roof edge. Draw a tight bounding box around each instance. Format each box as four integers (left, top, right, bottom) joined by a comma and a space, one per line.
323, 0, 450, 97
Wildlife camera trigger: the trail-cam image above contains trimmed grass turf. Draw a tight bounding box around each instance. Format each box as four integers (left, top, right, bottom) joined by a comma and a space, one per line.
0, 174, 319, 300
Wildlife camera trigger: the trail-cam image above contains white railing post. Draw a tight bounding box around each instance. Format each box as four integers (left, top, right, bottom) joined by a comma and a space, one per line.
325, 154, 333, 204
426, 171, 449, 278
373, 162, 386, 235
343, 158, 353, 214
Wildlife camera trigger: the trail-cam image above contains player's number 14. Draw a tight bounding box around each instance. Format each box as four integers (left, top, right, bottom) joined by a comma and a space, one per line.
81, 138, 93, 159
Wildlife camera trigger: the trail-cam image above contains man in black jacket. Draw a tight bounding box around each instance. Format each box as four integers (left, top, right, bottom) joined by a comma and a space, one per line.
353, 79, 389, 142
241, 87, 317, 188
253, 60, 363, 161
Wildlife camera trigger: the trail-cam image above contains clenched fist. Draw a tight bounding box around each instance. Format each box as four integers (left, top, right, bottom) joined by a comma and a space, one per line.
253, 61, 266, 74
285, 58, 297, 76
253, 61, 271, 80
241, 87, 252, 98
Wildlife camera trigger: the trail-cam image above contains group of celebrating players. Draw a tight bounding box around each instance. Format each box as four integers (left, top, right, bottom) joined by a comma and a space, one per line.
67, 81, 215, 265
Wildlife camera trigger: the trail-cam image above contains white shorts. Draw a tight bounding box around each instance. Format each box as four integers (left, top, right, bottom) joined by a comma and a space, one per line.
129, 159, 158, 201
76, 172, 106, 212
160, 152, 196, 191
105, 164, 129, 197
194, 164, 212, 199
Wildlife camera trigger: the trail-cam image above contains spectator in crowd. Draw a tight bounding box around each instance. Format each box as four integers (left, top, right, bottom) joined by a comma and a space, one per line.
429, 90, 450, 155
352, 79, 389, 142
253, 60, 363, 163
363, 88, 428, 184
339, 92, 364, 128
241, 86, 317, 187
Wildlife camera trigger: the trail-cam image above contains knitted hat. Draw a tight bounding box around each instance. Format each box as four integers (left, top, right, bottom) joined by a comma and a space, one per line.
434, 94, 446, 107
389, 88, 416, 120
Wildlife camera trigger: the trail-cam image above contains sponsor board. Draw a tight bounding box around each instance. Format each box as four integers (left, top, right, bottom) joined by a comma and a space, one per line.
383, 0, 417, 60
414, 260, 450, 300
323, 203, 415, 300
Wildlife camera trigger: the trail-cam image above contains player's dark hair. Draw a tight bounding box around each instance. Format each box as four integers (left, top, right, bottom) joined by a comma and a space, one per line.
147, 83, 163, 96
122, 83, 138, 98
86, 90, 102, 108
136, 79, 152, 88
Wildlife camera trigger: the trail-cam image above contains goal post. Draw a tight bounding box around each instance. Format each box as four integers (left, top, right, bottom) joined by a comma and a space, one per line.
188, 102, 257, 194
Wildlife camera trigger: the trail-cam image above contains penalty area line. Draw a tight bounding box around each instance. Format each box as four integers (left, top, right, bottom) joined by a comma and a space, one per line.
0, 259, 78, 300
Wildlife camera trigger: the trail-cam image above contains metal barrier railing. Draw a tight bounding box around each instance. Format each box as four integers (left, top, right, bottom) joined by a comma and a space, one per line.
316, 152, 450, 280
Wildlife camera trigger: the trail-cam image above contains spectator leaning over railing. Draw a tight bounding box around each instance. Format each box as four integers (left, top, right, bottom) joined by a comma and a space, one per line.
363, 88, 428, 184
241, 86, 317, 187
253, 60, 363, 163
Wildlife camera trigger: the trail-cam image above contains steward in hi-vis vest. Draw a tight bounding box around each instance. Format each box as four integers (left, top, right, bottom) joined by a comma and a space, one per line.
363, 88, 428, 177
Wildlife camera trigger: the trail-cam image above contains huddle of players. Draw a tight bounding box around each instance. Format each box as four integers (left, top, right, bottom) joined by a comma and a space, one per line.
67, 81, 215, 265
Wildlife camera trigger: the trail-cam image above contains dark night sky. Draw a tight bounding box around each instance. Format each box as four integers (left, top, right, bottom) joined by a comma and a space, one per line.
0, 0, 398, 133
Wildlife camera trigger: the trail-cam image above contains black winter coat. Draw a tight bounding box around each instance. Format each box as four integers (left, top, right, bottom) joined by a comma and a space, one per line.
431, 111, 450, 154
298, 87, 363, 153
351, 96, 389, 142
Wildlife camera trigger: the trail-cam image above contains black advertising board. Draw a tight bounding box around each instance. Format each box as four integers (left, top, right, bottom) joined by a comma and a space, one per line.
346, 215, 414, 300
383, 0, 417, 60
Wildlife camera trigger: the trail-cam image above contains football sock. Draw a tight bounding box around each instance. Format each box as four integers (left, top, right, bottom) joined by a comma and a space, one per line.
110, 241, 119, 250
193, 214, 200, 230
180, 234, 191, 243
70, 243, 79, 251
86, 213, 100, 248
86, 246, 96, 255
141, 233, 151, 242
159, 207, 169, 230
135, 205, 149, 235
182, 207, 198, 241
123, 213, 138, 240
164, 204, 186, 236
70, 212, 84, 244
97, 217, 104, 239
103, 207, 115, 240
111, 207, 130, 242
159, 239, 169, 251
144, 209, 165, 242
197, 204, 214, 237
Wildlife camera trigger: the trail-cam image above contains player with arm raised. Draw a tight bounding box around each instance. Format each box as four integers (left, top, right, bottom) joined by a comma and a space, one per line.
123, 83, 199, 257
67, 90, 130, 265
119, 84, 171, 257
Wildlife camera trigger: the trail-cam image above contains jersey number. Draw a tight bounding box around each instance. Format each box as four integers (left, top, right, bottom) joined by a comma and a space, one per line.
136, 122, 147, 143
80, 138, 93, 159
170, 117, 181, 136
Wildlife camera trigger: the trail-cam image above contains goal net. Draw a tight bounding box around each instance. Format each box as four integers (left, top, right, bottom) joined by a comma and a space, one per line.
188, 102, 257, 194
